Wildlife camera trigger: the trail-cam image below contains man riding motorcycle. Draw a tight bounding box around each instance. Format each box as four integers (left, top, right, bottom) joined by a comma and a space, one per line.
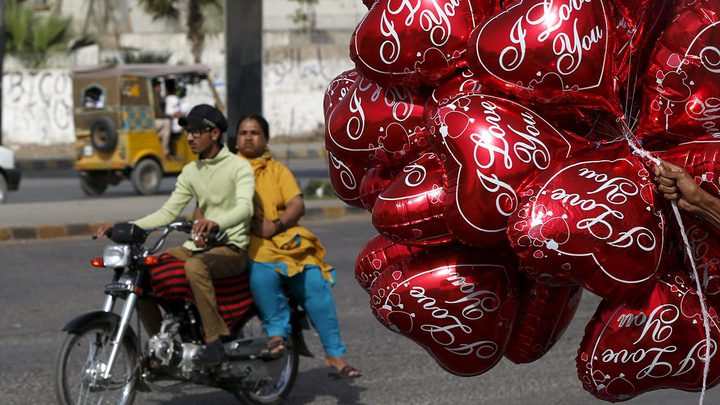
95, 104, 254, 366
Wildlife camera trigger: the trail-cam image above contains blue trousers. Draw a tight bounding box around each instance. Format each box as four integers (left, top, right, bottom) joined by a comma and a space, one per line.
249, 261, 347, 357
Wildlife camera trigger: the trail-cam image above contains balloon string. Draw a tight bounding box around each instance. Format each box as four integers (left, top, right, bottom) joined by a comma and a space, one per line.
672, 200, 712, 405
619, 119, 710, 405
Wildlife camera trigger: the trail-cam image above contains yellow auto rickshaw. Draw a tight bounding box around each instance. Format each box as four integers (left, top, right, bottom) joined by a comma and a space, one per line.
72, 64, 223, 195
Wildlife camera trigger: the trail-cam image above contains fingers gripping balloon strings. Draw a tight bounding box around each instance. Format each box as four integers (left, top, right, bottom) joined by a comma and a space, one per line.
618, 117, 712, 405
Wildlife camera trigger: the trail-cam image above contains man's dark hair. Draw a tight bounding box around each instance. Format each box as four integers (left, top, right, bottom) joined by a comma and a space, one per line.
237, 114, 270, 140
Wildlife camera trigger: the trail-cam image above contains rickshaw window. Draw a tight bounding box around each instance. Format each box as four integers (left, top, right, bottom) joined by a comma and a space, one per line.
83, 85, 106, 110
121, 78, 143, 103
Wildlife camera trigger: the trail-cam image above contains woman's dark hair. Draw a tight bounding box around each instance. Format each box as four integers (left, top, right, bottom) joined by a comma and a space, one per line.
236, 114, 270, 140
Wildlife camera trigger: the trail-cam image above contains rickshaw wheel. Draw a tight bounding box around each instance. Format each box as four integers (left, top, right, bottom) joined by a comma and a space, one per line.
131, 159, 162, 195
80, 172, 109, 196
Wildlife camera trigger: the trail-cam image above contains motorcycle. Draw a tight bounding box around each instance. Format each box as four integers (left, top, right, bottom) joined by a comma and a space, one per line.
54, 221, 313, 405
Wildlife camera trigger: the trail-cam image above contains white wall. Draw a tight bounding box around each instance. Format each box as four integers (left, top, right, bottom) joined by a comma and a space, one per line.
1, 1, 367, 145
2, 70, 74, 145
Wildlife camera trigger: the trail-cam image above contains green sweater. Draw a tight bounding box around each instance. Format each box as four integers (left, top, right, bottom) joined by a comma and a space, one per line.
133, 146, 254, 251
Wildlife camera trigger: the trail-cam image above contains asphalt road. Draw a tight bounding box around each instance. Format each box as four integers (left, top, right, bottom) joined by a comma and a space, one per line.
10, 158, 329, 204
1, 218, 718, 404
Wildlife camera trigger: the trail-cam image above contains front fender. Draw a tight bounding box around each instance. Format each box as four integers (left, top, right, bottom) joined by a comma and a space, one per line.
62, 310, 121, 333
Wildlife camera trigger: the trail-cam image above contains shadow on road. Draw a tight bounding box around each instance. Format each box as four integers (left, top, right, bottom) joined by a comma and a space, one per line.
138, 366, 366, 405
287, 367, 366, 404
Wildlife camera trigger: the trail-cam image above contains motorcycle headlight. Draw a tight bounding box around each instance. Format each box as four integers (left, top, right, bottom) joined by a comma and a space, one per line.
103, 244, 131, 268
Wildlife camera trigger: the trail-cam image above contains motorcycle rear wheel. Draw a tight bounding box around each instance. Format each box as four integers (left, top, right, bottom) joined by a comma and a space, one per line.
231, 314, 299, 405
55, 319, 139, 405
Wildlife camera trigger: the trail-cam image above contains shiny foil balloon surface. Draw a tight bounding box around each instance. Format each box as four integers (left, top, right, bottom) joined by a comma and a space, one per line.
325, 75, 428, 169
658, 138, 720, 306
467, 0, 622, 115
327, 151, 366, 209
658, 138, 720, 198
577, 272, 720, 402
507, 144, 666, 302
372, 152, 454, 246
505, 277, 583, 364
637, 0, 720, 148
424, 69, 484, 122
370, 244, 517, 376
323, 69, 359, 119
359, 166, 396, 211
351, 0, 497, 88
354, 234, 425, 293
428, 93, 587, 246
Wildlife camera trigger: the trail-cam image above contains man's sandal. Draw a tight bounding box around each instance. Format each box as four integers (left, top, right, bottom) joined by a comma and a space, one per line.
260, 336, 286, 359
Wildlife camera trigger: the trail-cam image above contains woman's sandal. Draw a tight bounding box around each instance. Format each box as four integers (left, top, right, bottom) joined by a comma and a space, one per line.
329, 365, 362, 379
260, 336, 286, 359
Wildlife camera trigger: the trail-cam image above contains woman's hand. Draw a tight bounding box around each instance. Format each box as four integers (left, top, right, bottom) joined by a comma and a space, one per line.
653, 161, 706, 214
252, 217, 278, 239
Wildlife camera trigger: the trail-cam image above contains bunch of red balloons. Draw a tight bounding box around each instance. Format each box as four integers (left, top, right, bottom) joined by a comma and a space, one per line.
323, 0, 720, 401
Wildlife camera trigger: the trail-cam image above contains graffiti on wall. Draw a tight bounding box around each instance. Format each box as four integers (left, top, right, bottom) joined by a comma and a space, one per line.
265, 47, 354, 137
1, 48, 353, 145
2, 70, 75, 145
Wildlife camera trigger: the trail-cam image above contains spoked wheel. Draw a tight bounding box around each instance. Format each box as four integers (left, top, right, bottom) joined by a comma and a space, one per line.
55, 320, 139, 405
231, 314, 299, 405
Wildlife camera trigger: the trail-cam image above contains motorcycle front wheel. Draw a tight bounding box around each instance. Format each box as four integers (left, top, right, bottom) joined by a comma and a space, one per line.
231, 314, 299, 405
55, 319, 139, 405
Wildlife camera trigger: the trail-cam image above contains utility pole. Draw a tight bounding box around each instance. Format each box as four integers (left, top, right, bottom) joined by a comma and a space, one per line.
0, 0, 4, 145
225, 0, 262, 152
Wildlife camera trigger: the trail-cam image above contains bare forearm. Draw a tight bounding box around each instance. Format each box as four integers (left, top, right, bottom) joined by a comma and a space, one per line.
278, 196, 305, 228
692, 191, 720, 231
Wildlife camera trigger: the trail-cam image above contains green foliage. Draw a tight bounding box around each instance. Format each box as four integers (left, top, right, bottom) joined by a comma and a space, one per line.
138, 0, 223, 63
137, 0, 181, 21
4, 1, 95, 68
303, 179, 335, 200
288, 0, 318, 31
104, 48, 172, 64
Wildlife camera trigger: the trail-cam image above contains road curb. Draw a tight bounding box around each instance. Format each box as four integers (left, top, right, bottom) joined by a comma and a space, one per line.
15, 147, 327, 171
270, 146, 326, 161
17, 158, 75, 171
0, 208, 368, 243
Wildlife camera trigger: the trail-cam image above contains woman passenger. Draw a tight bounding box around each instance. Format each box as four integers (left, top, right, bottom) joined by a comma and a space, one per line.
235, 114, 361, 378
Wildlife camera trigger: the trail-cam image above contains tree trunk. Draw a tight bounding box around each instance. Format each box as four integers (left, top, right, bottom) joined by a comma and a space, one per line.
187, 0, 205, 63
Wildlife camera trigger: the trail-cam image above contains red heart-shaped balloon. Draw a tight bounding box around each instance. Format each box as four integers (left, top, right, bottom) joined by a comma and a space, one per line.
372, 152, 453, 246
327, 151, 366, 209
677, 219, 720, 309
637, 0, 720, 149
577, 271, 720, 402
425, 69, 485, 125
351, 0, 497, 88
505, 276, 583, 364
354, 234, 425, 293
467, 0, 621, 115
323, 69, 359, 119
657, 138, 720, 304
428, 93, 588, 246
370, 244, 518, 376
359, 166, 396, 211
658, 139, 720, 199
507, 143, 666, 302
325, 75, 428, 169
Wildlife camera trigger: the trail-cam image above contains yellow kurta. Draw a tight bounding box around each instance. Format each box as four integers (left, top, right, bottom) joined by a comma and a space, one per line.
240, 151, 334, 282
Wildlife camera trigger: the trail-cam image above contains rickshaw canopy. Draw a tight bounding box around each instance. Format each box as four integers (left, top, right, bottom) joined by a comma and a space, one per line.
71, 64, 212, 80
